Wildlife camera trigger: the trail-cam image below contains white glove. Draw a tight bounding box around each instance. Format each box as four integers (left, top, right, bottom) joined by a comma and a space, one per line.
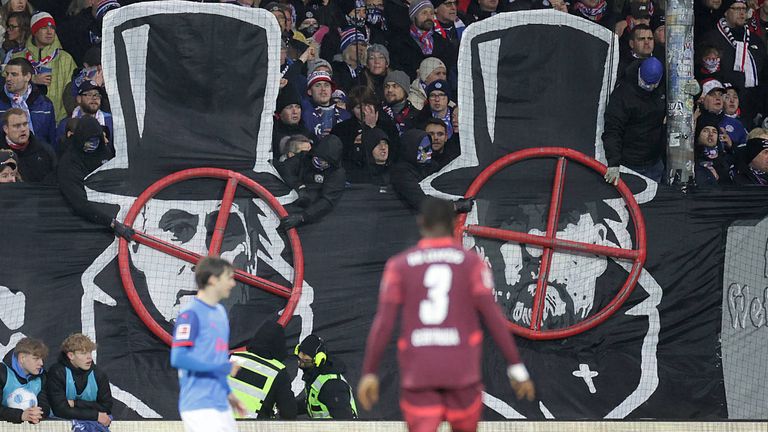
604, 166, 620, 185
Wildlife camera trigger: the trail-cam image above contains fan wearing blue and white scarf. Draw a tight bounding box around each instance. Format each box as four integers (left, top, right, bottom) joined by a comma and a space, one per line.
3, 84, 35, 136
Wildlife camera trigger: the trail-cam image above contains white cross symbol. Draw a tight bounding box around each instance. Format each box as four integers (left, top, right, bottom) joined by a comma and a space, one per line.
572, 363, 599, 394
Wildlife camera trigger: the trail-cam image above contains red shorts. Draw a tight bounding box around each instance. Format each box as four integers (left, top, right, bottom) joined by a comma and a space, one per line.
399, 383, 483, 432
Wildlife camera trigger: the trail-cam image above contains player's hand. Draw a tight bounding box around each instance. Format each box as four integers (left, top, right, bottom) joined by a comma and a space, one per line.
510, 379, 536, 401
356, 373, 380, 411
97, 412, 111, 427
21, 406, 43, 424
228, 392, 247, 417
67, 399, 75, 407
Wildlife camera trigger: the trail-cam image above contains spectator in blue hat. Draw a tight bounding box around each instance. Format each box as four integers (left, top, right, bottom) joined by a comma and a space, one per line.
603, 57, 667, 184
416, 79, 455, 139
55, 80, 113, 153
331, 25, 369, 92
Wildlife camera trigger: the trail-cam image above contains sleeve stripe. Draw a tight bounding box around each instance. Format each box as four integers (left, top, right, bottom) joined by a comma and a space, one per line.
172, 341, 194, 347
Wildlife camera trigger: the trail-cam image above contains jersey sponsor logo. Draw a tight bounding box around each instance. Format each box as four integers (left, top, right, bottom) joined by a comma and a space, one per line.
411, 327, 460, 347
175, 323, 192, 340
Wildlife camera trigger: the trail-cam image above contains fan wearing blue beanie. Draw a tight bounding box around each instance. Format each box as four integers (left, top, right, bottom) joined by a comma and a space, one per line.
602, 57, 667, 184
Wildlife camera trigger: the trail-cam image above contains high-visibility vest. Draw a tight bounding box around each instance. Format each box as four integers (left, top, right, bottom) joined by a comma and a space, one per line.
227, 351, 285, 418
306, 373, 358, 419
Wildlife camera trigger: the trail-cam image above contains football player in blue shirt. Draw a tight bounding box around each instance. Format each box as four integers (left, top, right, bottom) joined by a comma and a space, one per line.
170, 256, 246, 432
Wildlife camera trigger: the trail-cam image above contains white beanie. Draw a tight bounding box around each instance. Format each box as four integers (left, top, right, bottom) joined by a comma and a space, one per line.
418, 57, 446, 82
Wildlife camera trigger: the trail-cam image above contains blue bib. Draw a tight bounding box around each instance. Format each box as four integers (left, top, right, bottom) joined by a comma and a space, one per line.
65, 367, 98, 402
2, 365, 42, 408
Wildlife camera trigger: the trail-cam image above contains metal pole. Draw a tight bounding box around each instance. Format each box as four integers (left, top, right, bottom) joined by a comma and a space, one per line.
665, 0, 696, 186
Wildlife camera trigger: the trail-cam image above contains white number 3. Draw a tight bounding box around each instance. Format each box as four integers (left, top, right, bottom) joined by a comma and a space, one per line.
419, 264, 453, 325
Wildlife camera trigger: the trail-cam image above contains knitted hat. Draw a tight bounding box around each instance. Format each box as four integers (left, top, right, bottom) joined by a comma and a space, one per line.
339, 26, 367, 52
30, 12, 55, 35
307, 71, 333, 88
418, 57, 446, 82
742, 137, 768, 164
331, 89, 348, 104
639, 57, 663, 86
367, 44, 390, 65
95, 0, 121, 20
409, 0, 434, 21
425, 79, 450, 99
385, 70, 410, 95
722, 0, 747, 10
275, 86, 301, 113
695, 111, 721, 143
306, 58, 332, 77
297, 334, 326, 357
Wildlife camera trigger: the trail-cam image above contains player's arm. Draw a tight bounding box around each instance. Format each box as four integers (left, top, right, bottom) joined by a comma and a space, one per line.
170, 311, 230, 375
470, 258, 535, 401
47, 364, 99, 420
36, 373, 51, 419
358, 260, 403, 410
361, 260, 403, 377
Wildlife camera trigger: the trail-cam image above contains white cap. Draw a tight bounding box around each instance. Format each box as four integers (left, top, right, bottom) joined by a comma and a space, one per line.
701, 79, 725, 96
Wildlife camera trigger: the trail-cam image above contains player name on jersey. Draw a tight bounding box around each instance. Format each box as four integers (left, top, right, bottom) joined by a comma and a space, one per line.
406, 248, 465, 266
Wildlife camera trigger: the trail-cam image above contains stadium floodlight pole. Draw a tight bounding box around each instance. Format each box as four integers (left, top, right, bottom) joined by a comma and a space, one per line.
665, 0, 697, 187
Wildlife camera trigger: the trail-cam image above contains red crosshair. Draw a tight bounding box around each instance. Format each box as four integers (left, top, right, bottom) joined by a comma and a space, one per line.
454, 147, 647, 340
117, 168, 304, 346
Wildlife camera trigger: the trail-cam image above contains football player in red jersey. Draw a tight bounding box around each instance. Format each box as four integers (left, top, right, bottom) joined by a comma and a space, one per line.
358, 198, 535, 432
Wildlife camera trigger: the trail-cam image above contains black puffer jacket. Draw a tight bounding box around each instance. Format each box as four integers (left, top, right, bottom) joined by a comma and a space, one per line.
276, 134, 347, 223
602, 62, 666, 167
390, 129, 439, 209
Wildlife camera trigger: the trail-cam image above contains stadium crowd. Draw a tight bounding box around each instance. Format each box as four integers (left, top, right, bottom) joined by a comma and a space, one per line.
0, 0, 766, 221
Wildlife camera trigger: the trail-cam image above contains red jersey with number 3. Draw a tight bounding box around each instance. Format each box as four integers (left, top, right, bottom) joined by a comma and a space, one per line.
362, 237, 522, 391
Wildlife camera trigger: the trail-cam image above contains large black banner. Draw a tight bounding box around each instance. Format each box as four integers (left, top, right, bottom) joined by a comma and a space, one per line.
1, 2, 768, 421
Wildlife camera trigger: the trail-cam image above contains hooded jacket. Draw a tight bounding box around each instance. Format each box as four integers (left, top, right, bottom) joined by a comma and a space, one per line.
236, 322, 297, 419
0, 350, 51, 424
47, 352, 113, 421
332, 107, 399, 168
276, 134, 347, 223
602, 61, 666, 167
390, 129, 440, 209
58, 116, 115, 227
11, 36, 78, 122
0, 84, 57, 147
346, 127, 391, 186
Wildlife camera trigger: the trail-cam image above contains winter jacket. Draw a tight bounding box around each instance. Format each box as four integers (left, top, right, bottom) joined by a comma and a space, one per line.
47, 353, 113, 421
0, 134, 56, 183
700, 24, 768, 91
56, 8, 96, 66
330, 60, 367, 93
346, 127, 391, 186
388, 29, 458, 81
602, 62, 666, 167
0, 84, 57, 147
300, 99, 351, 139
390, 129, 440, 209
11, 36, 78, 122
276, 134, 347, 223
